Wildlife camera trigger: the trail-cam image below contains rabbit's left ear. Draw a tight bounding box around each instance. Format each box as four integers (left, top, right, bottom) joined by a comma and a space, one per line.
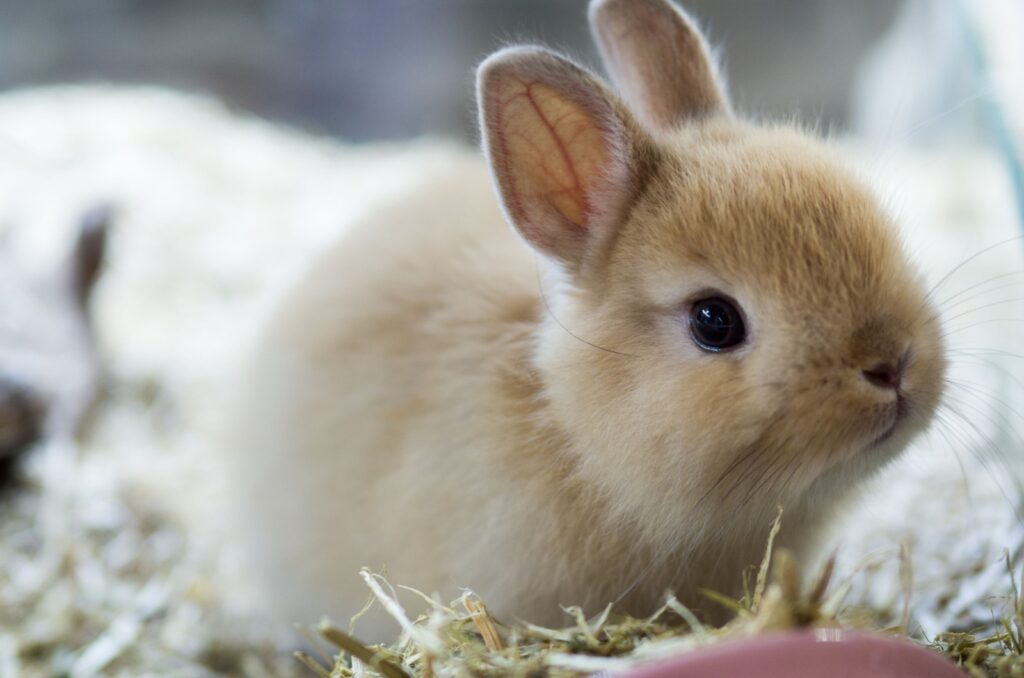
589, 0, 729, 132
477, 47, 650, 270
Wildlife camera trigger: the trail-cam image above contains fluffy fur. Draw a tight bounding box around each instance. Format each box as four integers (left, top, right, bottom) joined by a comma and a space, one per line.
228, 0, 946, 639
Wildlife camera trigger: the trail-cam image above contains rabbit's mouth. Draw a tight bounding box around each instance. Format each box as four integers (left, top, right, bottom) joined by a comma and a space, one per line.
866, 395, 909, 449
869, 421, 898, 448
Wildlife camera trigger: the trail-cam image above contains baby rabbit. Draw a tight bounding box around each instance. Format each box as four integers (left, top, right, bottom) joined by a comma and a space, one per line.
0, 206, 109, 474
229, 0, 945, 638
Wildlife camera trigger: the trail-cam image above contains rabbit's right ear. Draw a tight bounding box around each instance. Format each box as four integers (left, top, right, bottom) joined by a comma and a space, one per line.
589, 0, 729, 132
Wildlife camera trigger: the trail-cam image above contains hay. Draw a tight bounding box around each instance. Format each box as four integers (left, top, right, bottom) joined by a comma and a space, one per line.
0, 438, 300, 677
296, 530, 1024, 677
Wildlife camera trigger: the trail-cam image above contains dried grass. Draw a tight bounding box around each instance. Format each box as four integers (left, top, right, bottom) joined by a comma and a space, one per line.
294, 516, 1024, 678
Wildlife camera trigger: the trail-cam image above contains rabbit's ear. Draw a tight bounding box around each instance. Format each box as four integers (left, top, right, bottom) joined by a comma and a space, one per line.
589, 0, 729, 132
477, 46, 649, 269
69, 204, 111, 307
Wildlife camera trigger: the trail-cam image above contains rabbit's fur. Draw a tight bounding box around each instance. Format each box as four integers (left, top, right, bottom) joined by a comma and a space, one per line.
229, 0, 946, 637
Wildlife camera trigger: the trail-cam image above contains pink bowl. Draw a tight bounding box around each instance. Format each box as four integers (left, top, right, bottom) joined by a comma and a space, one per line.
621, 629, 964, 678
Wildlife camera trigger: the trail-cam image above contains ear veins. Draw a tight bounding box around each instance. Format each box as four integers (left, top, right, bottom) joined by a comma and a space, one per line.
479, 47, 645, 268
495, 76, 604, 232
509, 83, 589, 226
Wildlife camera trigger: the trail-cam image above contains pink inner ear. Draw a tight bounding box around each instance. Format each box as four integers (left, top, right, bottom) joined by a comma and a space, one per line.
591, 0, 728, 129
491, 74, 613, 244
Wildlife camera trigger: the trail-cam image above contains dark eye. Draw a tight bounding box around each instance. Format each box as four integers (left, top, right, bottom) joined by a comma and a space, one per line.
689, 297, 746, 352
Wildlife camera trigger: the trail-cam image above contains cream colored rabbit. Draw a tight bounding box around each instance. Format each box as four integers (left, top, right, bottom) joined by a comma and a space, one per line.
228, 0, 945, 639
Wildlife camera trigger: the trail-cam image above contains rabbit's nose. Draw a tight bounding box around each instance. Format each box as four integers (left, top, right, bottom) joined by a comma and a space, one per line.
862, 362, 902, 391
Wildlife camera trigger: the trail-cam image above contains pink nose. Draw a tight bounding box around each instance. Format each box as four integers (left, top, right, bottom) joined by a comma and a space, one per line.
862, 363, 902, 390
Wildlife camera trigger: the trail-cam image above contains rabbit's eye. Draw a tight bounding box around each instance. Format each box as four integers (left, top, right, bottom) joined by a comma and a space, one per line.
689, 297, 746, 352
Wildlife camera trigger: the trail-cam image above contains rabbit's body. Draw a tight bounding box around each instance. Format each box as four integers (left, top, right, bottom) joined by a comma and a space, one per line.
230, 0, 945, 638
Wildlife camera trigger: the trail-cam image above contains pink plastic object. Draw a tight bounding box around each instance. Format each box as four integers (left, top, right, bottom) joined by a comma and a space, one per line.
621, 629, 964, 678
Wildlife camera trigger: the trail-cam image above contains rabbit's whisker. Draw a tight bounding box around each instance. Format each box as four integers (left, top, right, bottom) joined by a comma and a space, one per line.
938, 297, 1024, 326
923, 235, 1024, 304
936, 271, 1024, 311
534, 258, 639, 359
936, 403, 1024, 521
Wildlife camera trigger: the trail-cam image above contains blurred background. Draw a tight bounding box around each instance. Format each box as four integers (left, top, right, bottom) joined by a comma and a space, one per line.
0, 0, 918, 141
3, 1, 1020, 149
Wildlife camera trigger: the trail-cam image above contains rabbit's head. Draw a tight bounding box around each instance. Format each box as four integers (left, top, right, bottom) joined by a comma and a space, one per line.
477, 0, 945, 542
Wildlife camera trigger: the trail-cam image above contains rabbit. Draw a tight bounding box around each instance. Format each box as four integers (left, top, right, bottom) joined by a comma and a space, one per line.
227, 0, 946, 640
0, 206, 109, 475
